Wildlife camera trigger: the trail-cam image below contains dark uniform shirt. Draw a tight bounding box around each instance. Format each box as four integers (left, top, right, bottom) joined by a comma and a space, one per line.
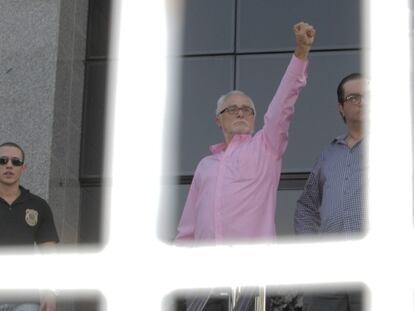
0, 186, 59, 246
294, 135, 364, 234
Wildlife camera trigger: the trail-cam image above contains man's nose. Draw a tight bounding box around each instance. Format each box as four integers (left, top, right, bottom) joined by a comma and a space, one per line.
4, 159, 14, 168
236, 108, 244, 117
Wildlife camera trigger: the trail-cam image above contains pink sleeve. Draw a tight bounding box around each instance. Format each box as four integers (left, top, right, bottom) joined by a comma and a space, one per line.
175, 176, 199, 241
262, 55, 308, 158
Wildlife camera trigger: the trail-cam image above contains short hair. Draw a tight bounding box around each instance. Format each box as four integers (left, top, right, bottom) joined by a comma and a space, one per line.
0, 142, 25, 162
216, 90, 256, 116
336, 73, 363, 123
337, 72, 362, 104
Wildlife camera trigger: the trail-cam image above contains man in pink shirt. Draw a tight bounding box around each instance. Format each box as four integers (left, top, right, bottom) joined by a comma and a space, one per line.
176, 22, 316, 243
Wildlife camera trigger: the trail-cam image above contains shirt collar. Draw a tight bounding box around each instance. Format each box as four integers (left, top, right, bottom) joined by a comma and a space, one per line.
332, 134, 348, 145
209, 143, 226, 154
209, 134, 251, 154
332, 134, 363, 145
0, 186, 29, 206
14, 186, 30, 204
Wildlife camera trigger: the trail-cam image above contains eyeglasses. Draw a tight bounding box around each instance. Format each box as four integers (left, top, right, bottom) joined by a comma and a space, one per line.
0, 156, 24, 166
343, 94, 364, 105
219, 105, 255, 116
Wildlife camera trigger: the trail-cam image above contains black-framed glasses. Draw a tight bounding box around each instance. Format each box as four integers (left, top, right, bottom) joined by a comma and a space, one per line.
343, 94, 364, 105
0, 156, 24, 166
219, 105, 255, 116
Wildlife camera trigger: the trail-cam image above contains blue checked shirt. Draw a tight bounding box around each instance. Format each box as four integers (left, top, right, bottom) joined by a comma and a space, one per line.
294, 135, 364, 234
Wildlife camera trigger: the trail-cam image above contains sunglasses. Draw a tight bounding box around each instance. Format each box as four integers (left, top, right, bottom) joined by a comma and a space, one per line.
0, 156, 24, 167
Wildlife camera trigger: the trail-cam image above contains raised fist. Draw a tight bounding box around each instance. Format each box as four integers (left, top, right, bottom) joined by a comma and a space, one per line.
293, 22, 316, 59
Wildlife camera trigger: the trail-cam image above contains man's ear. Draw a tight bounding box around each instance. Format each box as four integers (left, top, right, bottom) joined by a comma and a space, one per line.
337, 103, 344, 117
215, 116, 221, 128
337, 102, 347, 123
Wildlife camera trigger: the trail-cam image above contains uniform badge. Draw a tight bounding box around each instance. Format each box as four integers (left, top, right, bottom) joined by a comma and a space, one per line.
25, 209, 39, 227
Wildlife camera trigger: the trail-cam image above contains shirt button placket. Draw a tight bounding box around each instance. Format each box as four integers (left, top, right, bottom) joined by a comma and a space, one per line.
214, 152, 226, 239
343, 149, 351, 196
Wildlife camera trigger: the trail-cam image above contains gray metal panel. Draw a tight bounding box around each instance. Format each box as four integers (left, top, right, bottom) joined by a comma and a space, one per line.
81, 61, 110, 179
237, 0, 362, 52
236, 51, 362, 172
159, 184, 190, 242
275, 189, 303, 236
87, 0, 114, 58
79, 186, 103, 244
181, 0, 236, 55
177, 56, 234, 175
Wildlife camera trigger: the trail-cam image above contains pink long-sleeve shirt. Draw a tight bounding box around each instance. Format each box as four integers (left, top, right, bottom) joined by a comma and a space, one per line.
176, 55, 308, 242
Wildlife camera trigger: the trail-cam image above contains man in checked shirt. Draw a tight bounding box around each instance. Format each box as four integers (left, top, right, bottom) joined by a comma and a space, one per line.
294, 73, 365, 235
294, 73, 365, 311
176, 22, 316, 242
